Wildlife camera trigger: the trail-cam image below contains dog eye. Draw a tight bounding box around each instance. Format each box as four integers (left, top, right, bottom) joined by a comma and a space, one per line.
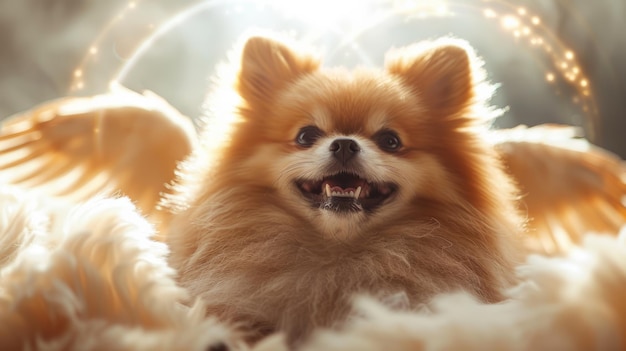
296, 126, 324, 147
374, 130, 402, 152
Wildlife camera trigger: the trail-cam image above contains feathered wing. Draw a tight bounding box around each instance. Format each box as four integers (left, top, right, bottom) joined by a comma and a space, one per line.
492, 124, 626, 254
0, 87, 197, 229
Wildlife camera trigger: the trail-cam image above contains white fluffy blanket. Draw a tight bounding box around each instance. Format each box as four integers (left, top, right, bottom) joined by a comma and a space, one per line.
1, 186, 624, 351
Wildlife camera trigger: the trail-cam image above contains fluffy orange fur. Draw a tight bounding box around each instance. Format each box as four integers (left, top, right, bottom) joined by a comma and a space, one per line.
166, 34, 523, 345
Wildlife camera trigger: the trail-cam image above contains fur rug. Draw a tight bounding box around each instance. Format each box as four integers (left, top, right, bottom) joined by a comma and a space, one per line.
0, 187, 241, 351
1, 185, 624, 350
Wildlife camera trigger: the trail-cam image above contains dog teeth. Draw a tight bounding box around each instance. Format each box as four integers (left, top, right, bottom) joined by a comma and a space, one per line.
325, 185, 363, 199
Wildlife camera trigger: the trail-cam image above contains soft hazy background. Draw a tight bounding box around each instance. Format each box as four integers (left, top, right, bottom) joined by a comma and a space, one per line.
1, 0, 624, 156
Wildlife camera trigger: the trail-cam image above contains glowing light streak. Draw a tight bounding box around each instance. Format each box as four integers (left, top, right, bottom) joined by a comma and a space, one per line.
69, 0, 148, 92
478, 1, 598, 136
71, 0, 600, 138
113, 0, 230, 85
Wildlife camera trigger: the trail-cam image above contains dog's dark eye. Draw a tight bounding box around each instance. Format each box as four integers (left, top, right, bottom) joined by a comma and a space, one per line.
296, 126, 324, 147
374, 130, 402, 152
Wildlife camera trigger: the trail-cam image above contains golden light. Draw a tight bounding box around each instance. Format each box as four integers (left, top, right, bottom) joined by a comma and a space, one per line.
530, 37, 544, 46
67, 0, 600, 139
392, 0, 449, 15
501, 15, 520, 30
483, 8, 497, 18
435, 4, 449, 16
269, 0, 375, 28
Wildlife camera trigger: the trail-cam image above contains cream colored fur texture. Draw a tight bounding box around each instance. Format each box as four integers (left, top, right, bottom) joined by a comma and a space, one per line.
300, 233, 626, 351
0, 187, 241, 351
0, 187, 625, 350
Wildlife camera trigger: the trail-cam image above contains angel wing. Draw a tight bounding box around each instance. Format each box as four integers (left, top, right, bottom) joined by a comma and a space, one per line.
0, 87, 197, 229
492, 124, 626, 255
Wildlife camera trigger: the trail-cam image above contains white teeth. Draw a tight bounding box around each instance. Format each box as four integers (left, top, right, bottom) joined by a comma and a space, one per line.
324, 185, 363, 199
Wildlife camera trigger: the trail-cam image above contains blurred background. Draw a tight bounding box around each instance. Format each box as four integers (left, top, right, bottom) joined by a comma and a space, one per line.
0, 0, 624, 156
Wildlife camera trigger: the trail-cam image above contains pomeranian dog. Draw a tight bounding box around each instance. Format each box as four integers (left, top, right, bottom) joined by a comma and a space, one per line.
165, 33, 523, 345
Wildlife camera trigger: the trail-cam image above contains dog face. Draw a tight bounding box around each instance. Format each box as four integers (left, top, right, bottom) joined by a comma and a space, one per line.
224, 35, 491, 239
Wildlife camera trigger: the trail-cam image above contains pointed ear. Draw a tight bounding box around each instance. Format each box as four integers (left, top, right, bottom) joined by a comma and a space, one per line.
385, 39, 481, 118
236, 34, 320, 110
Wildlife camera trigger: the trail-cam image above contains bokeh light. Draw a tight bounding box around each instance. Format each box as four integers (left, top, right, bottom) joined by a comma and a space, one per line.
19, 0, 612, 141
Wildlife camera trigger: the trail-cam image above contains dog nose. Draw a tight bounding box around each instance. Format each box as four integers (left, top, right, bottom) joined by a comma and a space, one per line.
329, 138, 361, 163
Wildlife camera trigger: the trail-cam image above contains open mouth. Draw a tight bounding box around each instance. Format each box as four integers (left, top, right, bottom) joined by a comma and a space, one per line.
296, 172, 397, 213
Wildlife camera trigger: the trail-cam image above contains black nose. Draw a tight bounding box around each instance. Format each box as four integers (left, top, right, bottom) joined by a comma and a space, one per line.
329, 138, 361, 163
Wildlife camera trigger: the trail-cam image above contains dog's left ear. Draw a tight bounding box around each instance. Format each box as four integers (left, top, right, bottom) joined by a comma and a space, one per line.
385, 39, 480, 118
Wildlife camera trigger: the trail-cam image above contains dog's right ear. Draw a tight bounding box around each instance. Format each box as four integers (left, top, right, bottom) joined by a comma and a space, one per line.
236, 35, 320, 111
